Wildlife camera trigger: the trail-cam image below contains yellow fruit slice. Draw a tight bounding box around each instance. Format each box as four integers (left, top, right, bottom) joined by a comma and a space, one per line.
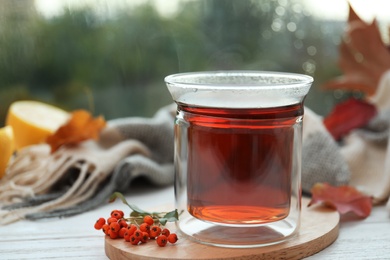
0, 125, 14, 178
6, 100, 70, 150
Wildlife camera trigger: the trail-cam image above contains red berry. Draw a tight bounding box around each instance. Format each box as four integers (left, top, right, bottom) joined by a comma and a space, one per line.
124, 232, 131, 242
107, 230, 119, 239
130, 235, 140, 245
94, 217, 106, 230
127, 224, 137, 236
111, 212, 121, 219
161, 228, 170, 237
119, 219, 128, 228
156, 235, 168, 247
139, 223, 150, 233
117, 210, 124, 217
149, 225, 161, 238
110, 222, 121, 233
168, 233, 178, 244
118, 227, 127, 238
133, 230, 143, 239
143, 215, 154, 225
107, 217, 118, 224
102, 224, 110, 235
111, 210, 124, 219
140, 232, 149, 243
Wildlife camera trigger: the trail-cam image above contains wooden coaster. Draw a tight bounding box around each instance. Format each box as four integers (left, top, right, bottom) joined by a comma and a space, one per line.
105, 197, 339, 260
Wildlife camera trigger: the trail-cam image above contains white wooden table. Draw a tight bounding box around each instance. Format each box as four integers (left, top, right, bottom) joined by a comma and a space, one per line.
1, 184, 389, 259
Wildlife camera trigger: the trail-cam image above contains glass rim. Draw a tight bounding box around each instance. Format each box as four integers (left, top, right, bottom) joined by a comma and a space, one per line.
164, 70, 313, 90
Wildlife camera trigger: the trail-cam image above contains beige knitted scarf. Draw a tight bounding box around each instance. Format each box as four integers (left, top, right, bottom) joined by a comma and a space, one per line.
0, 104, 176, 224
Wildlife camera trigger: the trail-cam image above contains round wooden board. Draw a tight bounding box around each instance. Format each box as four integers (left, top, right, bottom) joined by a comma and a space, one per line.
105, 197, 339, 260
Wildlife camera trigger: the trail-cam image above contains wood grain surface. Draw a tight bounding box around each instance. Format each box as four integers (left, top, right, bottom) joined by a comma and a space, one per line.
2, 186, 390, 259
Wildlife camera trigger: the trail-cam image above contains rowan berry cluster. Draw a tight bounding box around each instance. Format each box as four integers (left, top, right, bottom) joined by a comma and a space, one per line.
94, 209, 178, 247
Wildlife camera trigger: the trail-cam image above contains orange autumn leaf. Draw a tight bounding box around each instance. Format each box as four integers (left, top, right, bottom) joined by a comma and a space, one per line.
46, 110, 106, 153
322, 3, 390, 96
308, 183, 372, 218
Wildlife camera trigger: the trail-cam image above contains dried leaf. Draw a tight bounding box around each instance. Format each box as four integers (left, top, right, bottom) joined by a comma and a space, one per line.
46, 110, 106, 152
347, 3, 361, 23
322, 4, 390, 95
308, 183, 372, 218
323, 98, 377, 140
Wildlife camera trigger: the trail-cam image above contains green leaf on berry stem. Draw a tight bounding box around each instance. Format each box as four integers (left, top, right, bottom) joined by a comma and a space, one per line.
159, 209, 179, 225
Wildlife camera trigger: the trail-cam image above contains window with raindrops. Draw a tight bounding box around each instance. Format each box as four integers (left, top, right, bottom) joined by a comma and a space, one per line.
0, 0, 388, 124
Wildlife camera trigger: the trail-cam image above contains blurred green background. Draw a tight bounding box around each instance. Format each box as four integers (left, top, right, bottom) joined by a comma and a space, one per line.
0, 0, 386, 125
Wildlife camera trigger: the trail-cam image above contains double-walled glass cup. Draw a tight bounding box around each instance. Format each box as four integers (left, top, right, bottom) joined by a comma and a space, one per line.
165, 71, 313, 248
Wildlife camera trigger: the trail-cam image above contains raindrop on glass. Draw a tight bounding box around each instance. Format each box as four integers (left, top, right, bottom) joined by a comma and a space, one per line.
307, 46, 317, 56
287, 22, 297, 32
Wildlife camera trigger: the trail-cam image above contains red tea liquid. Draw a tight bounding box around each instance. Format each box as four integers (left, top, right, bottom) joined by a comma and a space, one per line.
181, 103, 303, 225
